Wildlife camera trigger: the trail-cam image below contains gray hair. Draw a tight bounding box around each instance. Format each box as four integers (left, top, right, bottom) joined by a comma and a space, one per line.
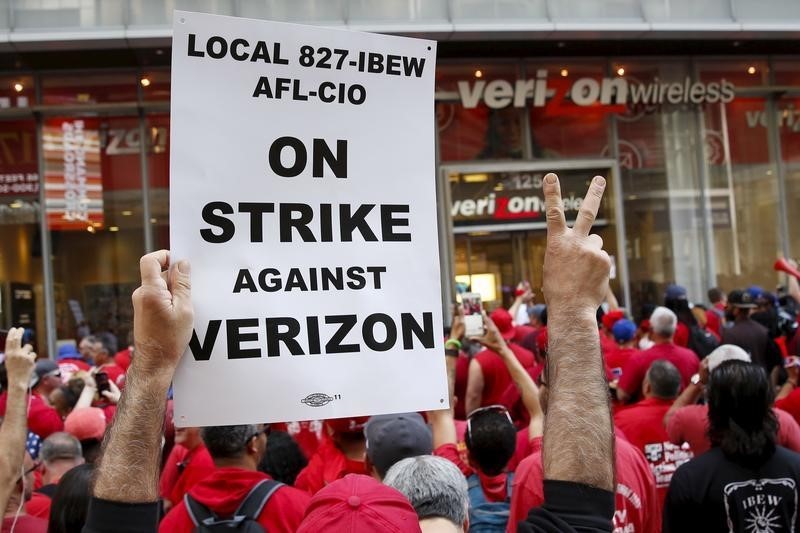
201, 424, 257, 459
384, 455, 468, 527
646, 359, 681, 400
650, 306, 677, 337
41, 432, 82, 463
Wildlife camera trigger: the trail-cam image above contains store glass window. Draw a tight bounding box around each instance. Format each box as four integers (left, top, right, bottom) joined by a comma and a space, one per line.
524, 61, 609, 159
42, 72, 138, 106
697, 59, 780, 291
614, 59, 712, 310
436, 62, 526, 161
774, 60, 800, 259
0, 75, 35, 110
46, 115, 145, 348
140, 70, 170, 102
147, 114, 170, 249
0, 119, 44, 354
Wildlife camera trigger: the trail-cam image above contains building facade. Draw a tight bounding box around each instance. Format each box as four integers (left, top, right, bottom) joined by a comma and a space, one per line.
0, 0, 797, 356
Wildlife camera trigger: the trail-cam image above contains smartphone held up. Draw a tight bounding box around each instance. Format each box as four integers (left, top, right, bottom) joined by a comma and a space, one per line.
462, 292, 485, 337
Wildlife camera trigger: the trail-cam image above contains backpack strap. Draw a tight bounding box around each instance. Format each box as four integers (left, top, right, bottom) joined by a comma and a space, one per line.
505, 472, 514, 501
184, 493, 218, 527
233, 479, 284, 521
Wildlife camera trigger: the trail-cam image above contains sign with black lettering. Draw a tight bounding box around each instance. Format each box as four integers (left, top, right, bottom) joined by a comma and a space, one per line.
170, 11, 446, 426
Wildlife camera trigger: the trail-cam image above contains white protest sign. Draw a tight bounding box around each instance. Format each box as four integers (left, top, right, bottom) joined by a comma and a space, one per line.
170, 11, 448, 427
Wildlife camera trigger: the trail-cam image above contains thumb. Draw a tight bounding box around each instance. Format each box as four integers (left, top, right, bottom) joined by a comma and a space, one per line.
169, 260, 192, 304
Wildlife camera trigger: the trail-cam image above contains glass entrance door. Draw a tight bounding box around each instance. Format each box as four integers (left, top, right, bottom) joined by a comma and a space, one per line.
443, 160, 627, 312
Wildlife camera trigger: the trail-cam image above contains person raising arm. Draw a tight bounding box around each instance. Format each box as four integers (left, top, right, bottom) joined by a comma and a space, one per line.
519, 173, 615, 532
0, 328, 36, 514
84, 251, 193, 533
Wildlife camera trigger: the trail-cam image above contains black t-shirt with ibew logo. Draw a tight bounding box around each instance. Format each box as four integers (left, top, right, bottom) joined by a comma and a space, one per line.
664, 446, 800, 533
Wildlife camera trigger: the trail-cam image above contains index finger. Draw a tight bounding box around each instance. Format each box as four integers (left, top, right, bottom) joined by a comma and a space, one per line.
572, 176, 606, 236
139, 250, 170, 286
543, 173, 567, 236
5, 327, 22, 352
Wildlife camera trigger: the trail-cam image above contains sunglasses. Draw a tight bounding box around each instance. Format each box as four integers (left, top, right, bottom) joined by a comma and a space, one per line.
465, 405, 513, 442
44, 370, 61, 379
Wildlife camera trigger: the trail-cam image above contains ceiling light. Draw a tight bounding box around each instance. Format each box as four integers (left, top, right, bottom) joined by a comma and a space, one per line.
747, 66, 756, 75
150, 218, 157, 224
462, 173, 489, 183
9, 201, 21, 208
616, 67, 625, 76
474, 70, 483, 78
140, 77, 151, 87
109, 226, 119, 232
560, 69, 568, 77
13, 83, 23, 93
87, 226, 95, 233
121, 210, 133, 216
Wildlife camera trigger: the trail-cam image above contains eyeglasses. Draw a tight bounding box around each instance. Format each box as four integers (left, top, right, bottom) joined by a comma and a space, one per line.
465, 405, 513, 442
17, 461, 39, 483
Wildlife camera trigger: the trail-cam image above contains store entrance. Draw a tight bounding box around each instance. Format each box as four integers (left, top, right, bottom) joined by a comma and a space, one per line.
443, 160, 628, 312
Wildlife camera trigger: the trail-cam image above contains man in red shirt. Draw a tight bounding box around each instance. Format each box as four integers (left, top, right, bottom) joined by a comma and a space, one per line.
159, 426, 214, 513
705, 287, 726, 337
25, 432, 84, 519
91, 333, 125, 388
605, 318, 639, 382
0, 360, 64, 439
617, 306, 699, 403
2, 452, 47, 532
667, 345, 800, 454
160, 424, 309, 532
614, 360, 693, 506
465, 308, 534, 415
293, 417, 370, 494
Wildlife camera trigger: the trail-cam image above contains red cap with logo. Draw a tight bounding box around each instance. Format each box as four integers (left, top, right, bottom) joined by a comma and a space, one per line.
325, 416, 370, 435
489, 308, 516, 341
297, 474, 421, 533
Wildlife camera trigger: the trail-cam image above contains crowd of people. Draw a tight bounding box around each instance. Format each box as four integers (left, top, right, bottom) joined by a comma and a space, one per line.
0, 173, 799, 532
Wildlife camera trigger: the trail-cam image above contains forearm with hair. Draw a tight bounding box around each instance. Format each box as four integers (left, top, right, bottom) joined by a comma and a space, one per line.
543, 313, 614, 491
0, 381, 28, 512
93, 359, 171, 503
428, 351, 459, 448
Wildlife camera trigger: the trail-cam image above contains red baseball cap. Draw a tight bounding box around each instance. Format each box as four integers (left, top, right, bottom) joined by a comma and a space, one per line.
65, 407, 107, 441
297, 474, 421, 533
601, 309, 625, 332
326, 416, 370, 435
489, 308, 515, 341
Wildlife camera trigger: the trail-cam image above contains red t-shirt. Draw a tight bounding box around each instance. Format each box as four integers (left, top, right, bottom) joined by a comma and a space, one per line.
57, 358, 90, 382
604, 346, 639, 380
454, 354, 470, 420
600, 332, 618, 357
160, 444, 189, 499
667, 404, 800, 455
95, 363, 125, 388
293, 438, 368, 495
513, 325, 536, 344
674, 322, 689, 347
114, 348, 132, 372
164, 444, 215, 505
498, 364, 544, 429
617, 343, 699, 400
474, 344, 535, 407
25, 490, 52, 519
159, 468, 309, 533
507, 434, 660, 533
0, 392, 64, 438
434, 443, 510, 503
614, 397, 694, 506
1, 514, 47, 533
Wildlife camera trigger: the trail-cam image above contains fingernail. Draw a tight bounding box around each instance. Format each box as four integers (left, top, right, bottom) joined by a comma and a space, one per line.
593, 176, 606, 187
177, 260, 191, 275
544, 173, 557, 184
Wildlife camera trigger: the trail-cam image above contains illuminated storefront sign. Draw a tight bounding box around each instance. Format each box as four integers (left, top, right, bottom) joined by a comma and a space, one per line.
43, 118, 104, 230
450, 169, 609, 227
456, 73, 735, 109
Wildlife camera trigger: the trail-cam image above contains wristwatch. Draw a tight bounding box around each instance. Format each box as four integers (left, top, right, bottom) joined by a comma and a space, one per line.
690, 373, 702, 386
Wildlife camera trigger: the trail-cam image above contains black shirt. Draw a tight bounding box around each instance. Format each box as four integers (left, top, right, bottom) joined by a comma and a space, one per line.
722, 318, 782, 372
664, 446, 800, 533
518, 480, 614, 533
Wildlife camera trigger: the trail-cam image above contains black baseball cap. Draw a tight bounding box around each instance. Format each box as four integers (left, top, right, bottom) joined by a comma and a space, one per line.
365, 413, 433, 478
728, 289, 757, 309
